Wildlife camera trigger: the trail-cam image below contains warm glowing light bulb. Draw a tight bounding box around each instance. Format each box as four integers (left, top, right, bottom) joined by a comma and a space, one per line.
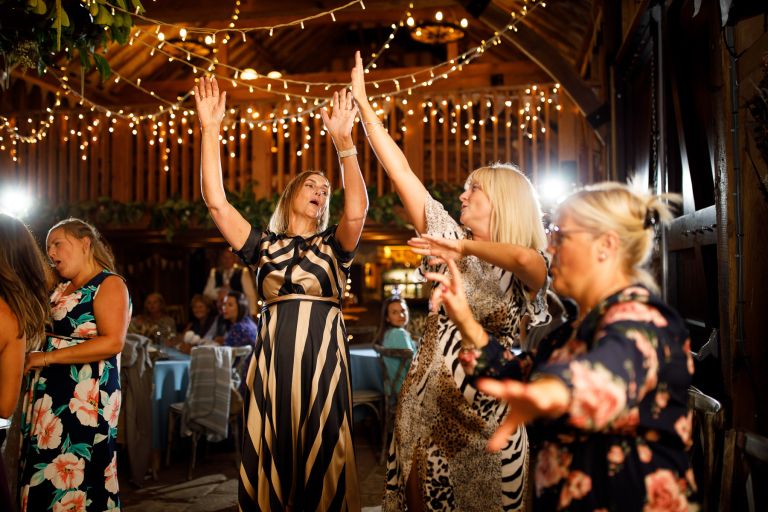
435, 11, 443, 21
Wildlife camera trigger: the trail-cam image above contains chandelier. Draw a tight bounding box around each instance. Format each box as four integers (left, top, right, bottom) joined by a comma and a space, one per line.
407, 11, 469, 45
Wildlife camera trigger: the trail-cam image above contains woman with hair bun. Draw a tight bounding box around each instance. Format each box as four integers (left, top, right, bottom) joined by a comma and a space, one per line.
426, 182, 699, 510
17, 218, 131, 512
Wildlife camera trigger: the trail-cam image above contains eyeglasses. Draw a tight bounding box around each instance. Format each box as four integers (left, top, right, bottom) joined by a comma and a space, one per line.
546, 224, 595, 247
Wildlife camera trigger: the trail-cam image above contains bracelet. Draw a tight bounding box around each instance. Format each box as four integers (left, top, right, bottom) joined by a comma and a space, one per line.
363, 121, 385, 137
337, 147, 358, 159
43, 352, 48, 367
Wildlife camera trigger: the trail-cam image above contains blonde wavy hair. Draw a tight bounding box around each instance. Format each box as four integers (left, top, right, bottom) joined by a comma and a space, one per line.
268, 170, 330, 234
0, 213, 51, 351
466, 163, 547, 250
47, 218, 117, 281
554, 181, 681, 293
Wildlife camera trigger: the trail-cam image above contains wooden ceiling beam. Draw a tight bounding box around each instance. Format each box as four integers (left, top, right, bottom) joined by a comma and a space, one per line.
455, 0, 608, 143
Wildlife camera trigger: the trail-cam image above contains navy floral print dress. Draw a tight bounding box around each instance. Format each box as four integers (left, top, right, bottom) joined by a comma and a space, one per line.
466, 285, 699, 511
18, 270, 126, 512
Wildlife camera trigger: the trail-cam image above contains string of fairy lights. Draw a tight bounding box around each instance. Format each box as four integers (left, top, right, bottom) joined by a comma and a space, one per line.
0, 0, 552, 161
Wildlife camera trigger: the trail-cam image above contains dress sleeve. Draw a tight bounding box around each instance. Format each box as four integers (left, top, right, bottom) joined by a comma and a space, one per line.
419, 193, 466, 277
533, 303, 673, 432
525, 251, 553, 328
325, 225, 356, 270
459, 334, 533, 385
232, 226, 262, 266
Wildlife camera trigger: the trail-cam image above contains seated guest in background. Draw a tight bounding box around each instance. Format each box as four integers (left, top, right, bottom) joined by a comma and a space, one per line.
129, 292, 177, 341
220, 291, 256, 348
0, 213, 50, 512
184, 294, 218, 339
204, 248, 258, 317
373, 295, 416, 395
425, 182, 699, 510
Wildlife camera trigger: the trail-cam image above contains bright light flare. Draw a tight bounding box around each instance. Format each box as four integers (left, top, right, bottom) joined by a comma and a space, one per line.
0, 186, 33, 218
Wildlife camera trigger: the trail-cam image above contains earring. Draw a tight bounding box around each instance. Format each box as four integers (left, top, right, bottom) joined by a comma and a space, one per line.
598, 252, 607, 262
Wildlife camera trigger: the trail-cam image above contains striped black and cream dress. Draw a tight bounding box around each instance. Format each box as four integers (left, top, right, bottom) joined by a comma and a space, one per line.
382, 194, 551, 511
234, 225, 360, 511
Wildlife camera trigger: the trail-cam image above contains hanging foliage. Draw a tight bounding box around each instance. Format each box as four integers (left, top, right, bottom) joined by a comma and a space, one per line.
0, 0, 144, 89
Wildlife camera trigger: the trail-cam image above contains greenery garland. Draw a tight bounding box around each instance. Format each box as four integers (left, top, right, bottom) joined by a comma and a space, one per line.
28, 182, 467, 240
0, 0, 144, 87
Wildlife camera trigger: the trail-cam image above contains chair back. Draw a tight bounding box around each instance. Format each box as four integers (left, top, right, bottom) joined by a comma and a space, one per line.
372, 344, 413, 399
687, 385, 724, 510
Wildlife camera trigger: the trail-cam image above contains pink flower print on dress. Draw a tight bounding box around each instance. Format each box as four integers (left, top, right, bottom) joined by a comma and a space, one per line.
31, 394, 54, 436
558, 470, 593, 508
52, 489, 87, 512
600, 301, 669, 329
637, 443, 653, 463
624, 329, 660, 400
69, 378, 100, 427
643, 469, 689, 512
104, 452, 119, 494
35, 410, 64, 450
534, 442, 572, 495
102, 390, 121, 428
44, 452, 85, 490
567, 361, 627, 430
51, 290, 82, 321
674, 412, 693, 449
71, 321, 98, 339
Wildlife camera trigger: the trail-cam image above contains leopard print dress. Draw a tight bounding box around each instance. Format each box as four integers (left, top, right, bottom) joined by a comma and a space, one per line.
382, 194, 551, 511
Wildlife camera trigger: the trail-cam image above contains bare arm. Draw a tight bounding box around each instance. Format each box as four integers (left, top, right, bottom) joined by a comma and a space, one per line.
321, 89, 368, 252
25, 276, 131, 371
350, 51, 428, 233
0, 302, 24, 418
410, 235, 547, 293
195, 77, 251, 250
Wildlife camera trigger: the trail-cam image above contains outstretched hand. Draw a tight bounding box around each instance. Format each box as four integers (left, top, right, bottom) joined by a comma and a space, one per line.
350, 50, 369, 109
320, 89, 357, 148
409, 234, 464, 265
477, 377, 572, 452
194, 76, 227, 130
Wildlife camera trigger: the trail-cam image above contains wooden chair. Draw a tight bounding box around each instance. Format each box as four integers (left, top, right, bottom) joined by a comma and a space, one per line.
166, 345, 253, 480
373, 344, 414, 465
721, 429, 768, 512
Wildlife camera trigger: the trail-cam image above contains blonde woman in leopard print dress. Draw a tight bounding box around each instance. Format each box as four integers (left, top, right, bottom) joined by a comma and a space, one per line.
350, 51, 552, 511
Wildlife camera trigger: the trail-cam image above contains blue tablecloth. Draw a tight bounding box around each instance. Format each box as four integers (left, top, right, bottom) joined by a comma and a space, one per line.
350, 347, 384, 423
152, 348, 190, 450
350, 347, 383, 393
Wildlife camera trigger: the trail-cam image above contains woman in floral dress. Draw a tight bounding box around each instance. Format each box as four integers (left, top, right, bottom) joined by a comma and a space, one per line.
18, 218, 131, 512
426, 183, 699, 510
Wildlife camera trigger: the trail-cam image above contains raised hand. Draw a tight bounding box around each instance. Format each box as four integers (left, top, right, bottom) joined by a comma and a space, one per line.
350, 50, 370, 109
320, 89, 357, 149
194, 76, 227, 130
409, 234, 464, 265
423, 259, 472, 323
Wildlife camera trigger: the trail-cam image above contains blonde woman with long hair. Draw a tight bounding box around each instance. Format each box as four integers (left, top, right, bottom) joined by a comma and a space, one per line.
17, 218, 131, 512
350, 51, 551, 511
426, 182, 699, 510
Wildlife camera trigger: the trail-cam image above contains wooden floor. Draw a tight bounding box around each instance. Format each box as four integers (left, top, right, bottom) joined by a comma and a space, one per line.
121, 422, 387, 511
